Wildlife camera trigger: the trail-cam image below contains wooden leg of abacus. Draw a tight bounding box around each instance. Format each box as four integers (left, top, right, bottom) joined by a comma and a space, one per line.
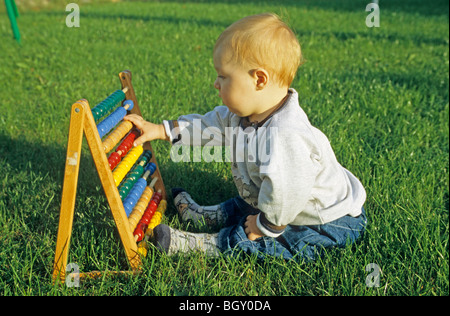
52, 101, 86, 283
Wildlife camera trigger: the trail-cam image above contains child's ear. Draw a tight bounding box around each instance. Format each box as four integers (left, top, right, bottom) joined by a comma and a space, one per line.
252, 68, 269, 90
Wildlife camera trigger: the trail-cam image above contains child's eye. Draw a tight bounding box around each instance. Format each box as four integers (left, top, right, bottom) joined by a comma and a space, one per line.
217, 75, 225, 79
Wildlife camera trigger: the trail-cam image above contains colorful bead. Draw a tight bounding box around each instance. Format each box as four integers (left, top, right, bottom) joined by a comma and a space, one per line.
107, 129, 140, 170
145, 200, 167, 237
108, 152, 121, 170
117, 157, 153, 200
157, 200, 167, 214
133, 225, 144, 242
139, 150, 153, 165
123, 178, 147, 216
112, 145, 143, 186
91, 89, 125, 122
137, 243, 148, 257
116, 129, 140, 157
97, 101, 132, 139
133, 191, 162, 242
102, 120, 133, 153
122, 100, 134, 111
128, 186, 154, 231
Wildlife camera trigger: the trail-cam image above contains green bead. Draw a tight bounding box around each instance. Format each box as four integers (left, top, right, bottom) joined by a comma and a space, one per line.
91, 89, 126, 122
118, 164, 145, 200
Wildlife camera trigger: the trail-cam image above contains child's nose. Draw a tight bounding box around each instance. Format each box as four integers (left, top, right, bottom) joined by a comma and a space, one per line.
214, 78, 220, 90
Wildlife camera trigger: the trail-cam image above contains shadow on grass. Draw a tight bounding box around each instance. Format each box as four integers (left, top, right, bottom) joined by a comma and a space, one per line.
0, 132, 236, 223
0, 131, 236, 275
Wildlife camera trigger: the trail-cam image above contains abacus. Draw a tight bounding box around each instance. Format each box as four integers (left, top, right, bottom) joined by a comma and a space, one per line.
52, 70, 167, 282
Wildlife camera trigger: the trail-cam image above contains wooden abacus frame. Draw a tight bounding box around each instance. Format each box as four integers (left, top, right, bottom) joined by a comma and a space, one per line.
52, 70, 166, 283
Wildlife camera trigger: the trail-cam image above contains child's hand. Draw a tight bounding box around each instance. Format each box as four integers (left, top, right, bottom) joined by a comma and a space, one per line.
244, 215, 265, 241
124, 114, 169, 146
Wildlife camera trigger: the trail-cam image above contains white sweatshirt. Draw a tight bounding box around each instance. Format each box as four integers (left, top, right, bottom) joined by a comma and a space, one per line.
163, 89, 366, 237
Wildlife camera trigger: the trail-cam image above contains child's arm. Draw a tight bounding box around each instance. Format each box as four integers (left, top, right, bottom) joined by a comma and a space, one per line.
163, 106, 231, 147
252, 128, 318, 239
124, 114, 170, 146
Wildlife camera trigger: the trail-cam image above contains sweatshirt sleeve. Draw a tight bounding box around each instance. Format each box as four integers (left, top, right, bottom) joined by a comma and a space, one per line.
256, 128, 319, 236
163, 106, 231, 146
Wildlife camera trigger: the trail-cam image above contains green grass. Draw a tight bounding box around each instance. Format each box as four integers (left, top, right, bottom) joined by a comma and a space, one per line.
0, 0, 448, 296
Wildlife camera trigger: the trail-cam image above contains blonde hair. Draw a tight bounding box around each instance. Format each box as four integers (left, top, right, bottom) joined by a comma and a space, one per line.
214, 13, 302, 87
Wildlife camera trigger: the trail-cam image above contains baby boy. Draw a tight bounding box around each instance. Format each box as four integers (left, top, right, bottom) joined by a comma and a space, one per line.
125, 13, 367, 261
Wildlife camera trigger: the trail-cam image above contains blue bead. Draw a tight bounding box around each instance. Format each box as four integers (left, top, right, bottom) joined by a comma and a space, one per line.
123, 100, 134, 111
145, 162, 156, 175
123, 178, 147, 216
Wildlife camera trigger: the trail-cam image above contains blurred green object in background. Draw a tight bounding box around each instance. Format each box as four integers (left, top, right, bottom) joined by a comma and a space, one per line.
4, 0, 20, 43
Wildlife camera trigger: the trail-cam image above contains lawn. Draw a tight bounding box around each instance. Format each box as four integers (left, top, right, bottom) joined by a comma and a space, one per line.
0, 0, 448, 296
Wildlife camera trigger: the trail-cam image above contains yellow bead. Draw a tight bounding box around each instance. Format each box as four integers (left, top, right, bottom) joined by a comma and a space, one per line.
137, 245, 148, 257
102, 120, 133, 153
148, 218, 161, 229
112, 145, 143, 186
156, 200, 167, 214
149, 217, 161, 228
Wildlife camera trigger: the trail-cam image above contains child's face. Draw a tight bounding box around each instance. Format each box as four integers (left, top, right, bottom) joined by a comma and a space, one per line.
213, 46, 258, 118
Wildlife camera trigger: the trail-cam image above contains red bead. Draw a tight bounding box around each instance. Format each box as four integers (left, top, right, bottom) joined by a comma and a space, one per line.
108, 152, 121, 170
140, 216, 150, 225
133, 226, 144, 242
117, 130, 139, 157
144, 200, 157, 214
153, 192, 162, 200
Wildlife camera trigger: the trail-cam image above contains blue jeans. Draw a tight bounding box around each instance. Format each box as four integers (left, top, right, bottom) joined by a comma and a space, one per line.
218, 197, 367, 262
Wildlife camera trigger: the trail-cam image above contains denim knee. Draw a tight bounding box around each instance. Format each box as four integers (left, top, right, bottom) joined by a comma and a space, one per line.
281, 207, 367, 261
218, 216, 292, 260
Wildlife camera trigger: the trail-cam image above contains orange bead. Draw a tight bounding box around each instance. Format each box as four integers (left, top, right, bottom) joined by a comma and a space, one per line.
102, 120, 133, 153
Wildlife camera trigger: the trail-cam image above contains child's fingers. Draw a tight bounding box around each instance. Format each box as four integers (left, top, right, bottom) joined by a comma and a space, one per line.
123, 114, 140, 121
124, 115, 148, 146
244, 215, 252, 235
133, 134, 147, 147
123, 114, 144, 128
244, 215, 250, 227
245, 215, 255, 224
